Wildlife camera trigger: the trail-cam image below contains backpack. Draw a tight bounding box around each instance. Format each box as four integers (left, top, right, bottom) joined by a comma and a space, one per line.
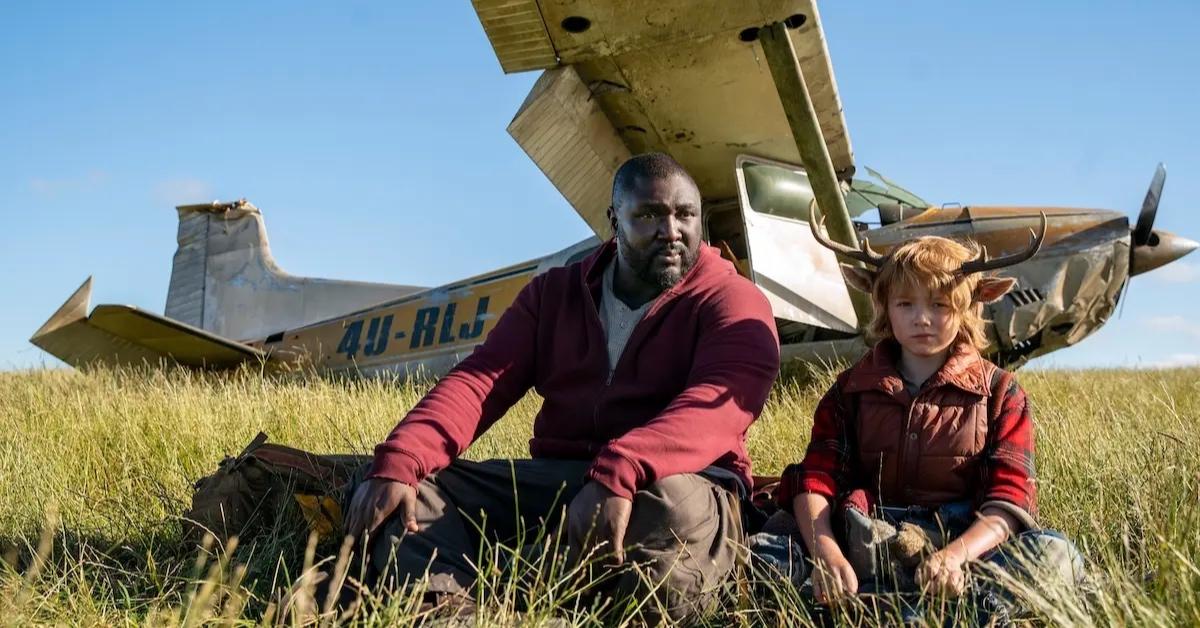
182, 432, 370, 544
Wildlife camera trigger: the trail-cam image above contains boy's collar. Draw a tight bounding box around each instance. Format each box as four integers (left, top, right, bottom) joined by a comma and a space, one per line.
844, 339, 990, 397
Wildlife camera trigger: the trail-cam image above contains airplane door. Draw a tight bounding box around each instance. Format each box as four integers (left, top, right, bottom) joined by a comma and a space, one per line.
733, 155, 858, 333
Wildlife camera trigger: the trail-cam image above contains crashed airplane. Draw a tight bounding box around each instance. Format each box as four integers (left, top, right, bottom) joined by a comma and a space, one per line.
30, 1, 1197, 375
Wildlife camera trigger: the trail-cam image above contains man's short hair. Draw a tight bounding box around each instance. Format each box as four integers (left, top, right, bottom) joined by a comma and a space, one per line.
611, 152, 699, 207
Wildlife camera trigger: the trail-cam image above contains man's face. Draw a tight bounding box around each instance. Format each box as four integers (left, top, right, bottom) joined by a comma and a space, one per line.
609, 173, 703, 290
887, 286, 961, 359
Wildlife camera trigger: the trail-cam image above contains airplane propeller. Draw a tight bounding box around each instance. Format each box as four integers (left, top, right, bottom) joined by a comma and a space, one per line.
1117, 165, 1166, 318
1132, 163, 1166, 247
1126, 162, 1198, 279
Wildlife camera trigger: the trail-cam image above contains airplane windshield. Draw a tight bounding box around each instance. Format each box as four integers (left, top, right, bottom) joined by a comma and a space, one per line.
739, 159, 927, 221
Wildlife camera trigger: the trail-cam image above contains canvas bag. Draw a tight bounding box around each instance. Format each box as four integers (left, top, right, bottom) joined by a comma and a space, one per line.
182, 432, 369, 544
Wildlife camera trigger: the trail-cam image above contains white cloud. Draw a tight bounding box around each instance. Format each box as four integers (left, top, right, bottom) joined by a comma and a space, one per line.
1144, 353, 1200, 369
152, 178, 215, 206
1145, 315, 1200, 340
1151, 262, 1200, 284
29, 170, 109, 197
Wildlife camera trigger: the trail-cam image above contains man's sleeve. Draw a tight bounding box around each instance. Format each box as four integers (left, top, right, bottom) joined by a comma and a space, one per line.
980, 375, 1038, 529
775, 374, 853, 508
586, 280, 780, 499
366, 276, 543, 485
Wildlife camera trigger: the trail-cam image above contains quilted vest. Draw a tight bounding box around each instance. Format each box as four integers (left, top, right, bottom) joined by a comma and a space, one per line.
841, 340, 1002, 508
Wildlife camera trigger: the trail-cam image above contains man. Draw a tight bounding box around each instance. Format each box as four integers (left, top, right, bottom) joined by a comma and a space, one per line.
345, 153, 780, 620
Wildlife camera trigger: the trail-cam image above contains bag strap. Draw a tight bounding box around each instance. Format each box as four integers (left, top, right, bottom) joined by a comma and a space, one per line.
985, 363, 1011, 426
253, 445, 341, 485
237, 431, 269, 458
233, 432, 347, 489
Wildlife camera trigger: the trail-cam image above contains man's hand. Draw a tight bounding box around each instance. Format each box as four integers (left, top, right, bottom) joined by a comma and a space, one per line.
567, 481, 633, 564
345, 478, 418, 544
811, 539, 858, 605
916, 549, 969, 597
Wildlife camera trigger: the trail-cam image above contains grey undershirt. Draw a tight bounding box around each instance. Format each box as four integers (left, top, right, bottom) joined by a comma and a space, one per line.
598, 260, 746, 496
600, 260, 653, 374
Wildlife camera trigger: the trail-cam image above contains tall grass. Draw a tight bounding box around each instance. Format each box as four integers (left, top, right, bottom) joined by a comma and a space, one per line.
0, 365, 1197, 625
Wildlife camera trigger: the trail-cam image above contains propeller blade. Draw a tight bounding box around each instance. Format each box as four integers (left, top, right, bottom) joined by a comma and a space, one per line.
1133, 163, 1166, 246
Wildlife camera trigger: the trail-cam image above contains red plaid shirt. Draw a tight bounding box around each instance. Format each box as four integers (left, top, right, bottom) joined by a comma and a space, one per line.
777, 340, 1037, 524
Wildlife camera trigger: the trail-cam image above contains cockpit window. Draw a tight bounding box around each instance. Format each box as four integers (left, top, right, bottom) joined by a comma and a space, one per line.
848, 166, 928, 212
739, 158, 927, 222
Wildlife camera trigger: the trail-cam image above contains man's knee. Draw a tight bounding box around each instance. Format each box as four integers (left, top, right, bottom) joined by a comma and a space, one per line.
623, 475, 742, 617
625, 473, 722, 547
566, 475, 714, 550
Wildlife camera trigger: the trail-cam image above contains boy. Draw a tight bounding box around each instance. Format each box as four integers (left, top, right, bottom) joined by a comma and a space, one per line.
765, 211, 1081, 618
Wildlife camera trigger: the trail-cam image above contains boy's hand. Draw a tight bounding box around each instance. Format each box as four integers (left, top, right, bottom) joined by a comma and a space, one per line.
917, 549, 968, 597
811, 541, 858, 604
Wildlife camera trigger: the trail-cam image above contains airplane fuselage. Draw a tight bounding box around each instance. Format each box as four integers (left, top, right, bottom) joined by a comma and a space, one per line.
244, 202, 1184, 375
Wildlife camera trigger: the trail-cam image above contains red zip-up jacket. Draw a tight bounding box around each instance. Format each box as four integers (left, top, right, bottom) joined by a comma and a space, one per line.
367, 241, 780, 499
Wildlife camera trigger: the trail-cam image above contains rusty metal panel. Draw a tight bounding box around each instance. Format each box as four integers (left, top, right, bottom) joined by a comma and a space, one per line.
507, 66, 632, 234
786, 1, 851, 176
473, 1, 854, 231
472, 0, 558, 73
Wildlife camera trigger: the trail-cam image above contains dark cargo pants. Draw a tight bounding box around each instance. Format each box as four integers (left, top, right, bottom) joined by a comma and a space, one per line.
352, 458, 743, 621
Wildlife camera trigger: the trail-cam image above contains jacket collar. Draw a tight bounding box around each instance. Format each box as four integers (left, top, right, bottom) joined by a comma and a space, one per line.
843, 338, 990, 398
581, 239, 617, 291
580, 239, 722, 312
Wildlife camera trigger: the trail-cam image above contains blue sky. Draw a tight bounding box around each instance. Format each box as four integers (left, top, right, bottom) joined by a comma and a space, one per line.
2, 1, 1198, 370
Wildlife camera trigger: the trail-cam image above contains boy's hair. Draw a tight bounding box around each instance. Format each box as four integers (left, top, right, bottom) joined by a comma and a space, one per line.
844, 236, 1015, 350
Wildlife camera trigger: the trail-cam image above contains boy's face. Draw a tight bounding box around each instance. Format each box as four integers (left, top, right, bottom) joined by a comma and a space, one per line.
887, 286, 961, 358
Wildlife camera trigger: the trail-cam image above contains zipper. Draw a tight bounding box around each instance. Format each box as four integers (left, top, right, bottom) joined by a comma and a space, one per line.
897, 387, 920, 500
582, 269, 609, 438
582, 246, 699, 438
592, 289, 674, 441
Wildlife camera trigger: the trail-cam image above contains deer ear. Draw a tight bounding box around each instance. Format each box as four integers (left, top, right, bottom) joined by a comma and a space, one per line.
841, 264, 877, 294
974, 277, 1017, 303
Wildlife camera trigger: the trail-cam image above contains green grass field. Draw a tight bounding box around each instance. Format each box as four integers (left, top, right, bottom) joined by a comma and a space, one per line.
0, 365, 1197, 625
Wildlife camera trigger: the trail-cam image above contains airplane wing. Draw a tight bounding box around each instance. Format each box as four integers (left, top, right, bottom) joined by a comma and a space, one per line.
30, 278, 265, 369
472, 0, 853, 234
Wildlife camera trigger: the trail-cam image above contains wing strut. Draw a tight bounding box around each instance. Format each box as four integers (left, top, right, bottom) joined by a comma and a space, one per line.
758, 22, 874, 328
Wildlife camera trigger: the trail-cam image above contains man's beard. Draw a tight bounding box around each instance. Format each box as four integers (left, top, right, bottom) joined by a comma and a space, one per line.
615, 229, 699, 290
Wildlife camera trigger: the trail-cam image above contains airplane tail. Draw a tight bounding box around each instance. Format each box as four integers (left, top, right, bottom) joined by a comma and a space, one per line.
31, 199, 425, 369
165, 200, 423, 342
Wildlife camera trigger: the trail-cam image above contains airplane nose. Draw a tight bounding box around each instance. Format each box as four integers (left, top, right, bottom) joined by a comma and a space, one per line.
1130, 229, 1199, 276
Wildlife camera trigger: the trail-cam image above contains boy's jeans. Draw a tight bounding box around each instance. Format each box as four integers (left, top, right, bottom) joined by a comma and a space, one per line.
748, 501, 1084, 617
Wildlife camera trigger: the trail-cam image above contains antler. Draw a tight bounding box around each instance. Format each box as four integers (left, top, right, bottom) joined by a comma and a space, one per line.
807, 199, 887, 267
959, 212, 1048, 275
